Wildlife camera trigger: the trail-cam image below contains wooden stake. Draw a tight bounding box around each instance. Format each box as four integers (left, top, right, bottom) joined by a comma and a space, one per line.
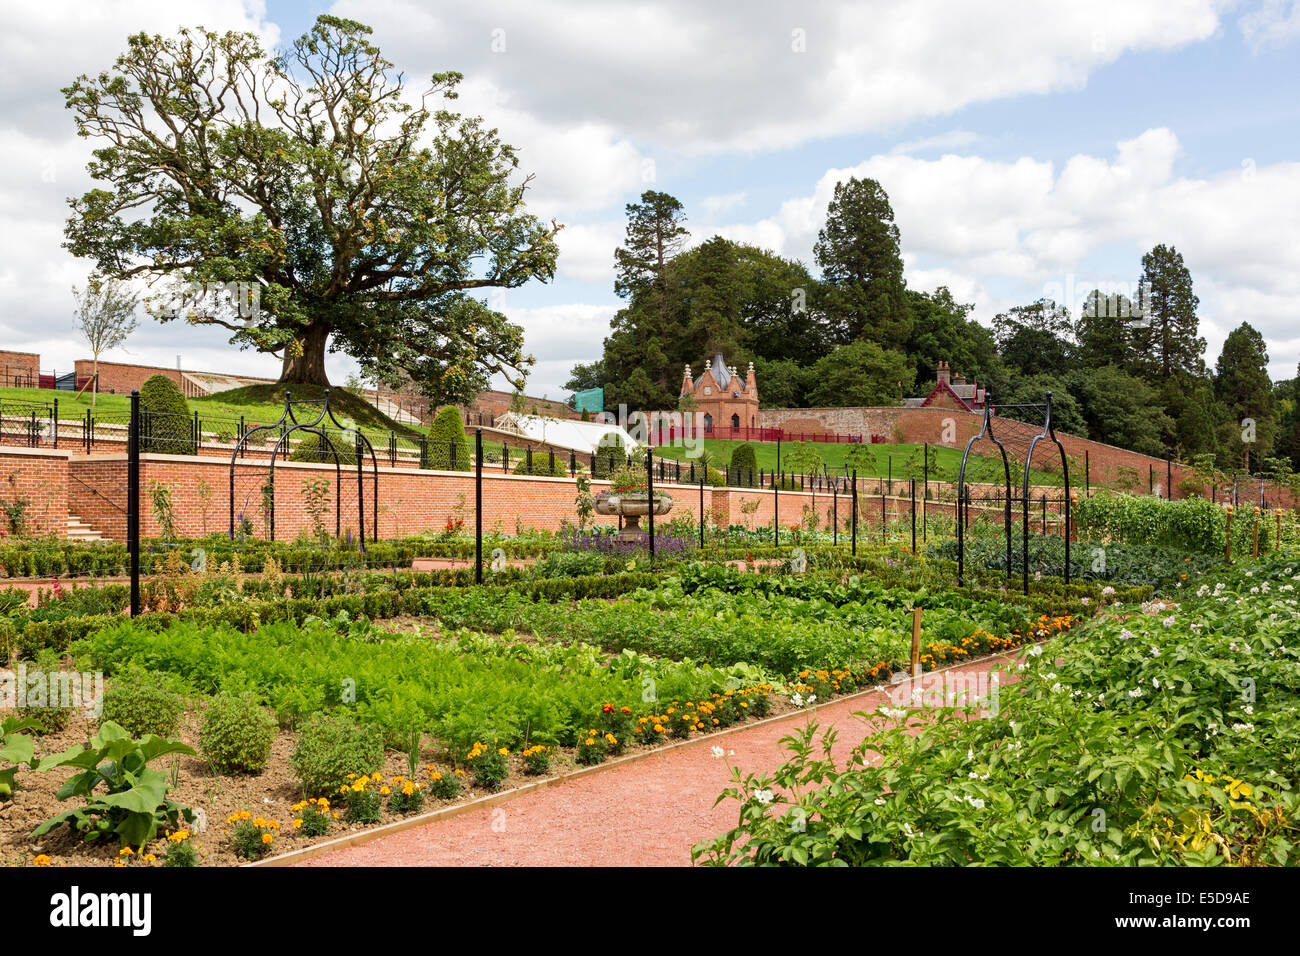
1252, 506, 1260, 558
911, 607, 923, 676
1225, 505, 1233, 566
1277, 508, 1284, 551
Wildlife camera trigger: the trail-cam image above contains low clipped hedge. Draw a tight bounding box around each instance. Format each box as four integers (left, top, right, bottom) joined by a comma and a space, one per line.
4, 571, 664, 660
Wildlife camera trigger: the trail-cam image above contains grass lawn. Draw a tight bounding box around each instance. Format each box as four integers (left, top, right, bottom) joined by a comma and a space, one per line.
0, 383, 421, 437
652, 437, 1058, 484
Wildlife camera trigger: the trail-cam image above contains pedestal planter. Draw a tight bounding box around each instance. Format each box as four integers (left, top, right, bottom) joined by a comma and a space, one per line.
595, 492, 674, 542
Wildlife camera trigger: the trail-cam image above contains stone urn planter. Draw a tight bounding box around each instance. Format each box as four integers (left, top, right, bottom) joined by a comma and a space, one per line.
595, 491, 674, 542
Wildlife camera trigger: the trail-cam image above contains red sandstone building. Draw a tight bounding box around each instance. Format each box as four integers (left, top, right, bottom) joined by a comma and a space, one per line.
679, 353, 759, 434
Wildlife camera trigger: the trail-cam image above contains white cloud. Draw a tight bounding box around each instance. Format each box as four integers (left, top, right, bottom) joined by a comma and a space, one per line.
890, 130, 979, 155
553, 220, 629, 285
1239, 0, 1300, 49
716, 128, 1300, 372
334, 0, 1226, 154
701, 192, 747, 215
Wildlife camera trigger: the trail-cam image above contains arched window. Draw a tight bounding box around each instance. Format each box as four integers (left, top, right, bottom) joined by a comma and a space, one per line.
731, 413, 740, 429
703, 413, 713, 432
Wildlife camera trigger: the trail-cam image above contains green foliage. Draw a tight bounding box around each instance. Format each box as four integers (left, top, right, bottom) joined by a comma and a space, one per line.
512, 454, 569, 477
16, 650, 75, 735
0, 716, 40, 800
290, 711, 384, 797
66, 17, 558, 401
1215, 322, 1278, 468
467, 740, 509, 790
814, 176, 912, 345
290, 431, 358, 466
696, 559, 1300, 866
31, 721, 195, 848
806, 339, 914, 407
200, 691, 276, 775
149, 482, 178, 541
426, 768, 462, 800
729, 443, 758, 482
101, 667, 185, 739
534, 550, 607, 578
424, 406, 471, 471
139, 374, 193, 454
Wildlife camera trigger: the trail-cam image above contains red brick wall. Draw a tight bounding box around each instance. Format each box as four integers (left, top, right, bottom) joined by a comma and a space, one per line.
47, 453, 859, 542
75, 360, 185, 396
0, 448, 69, 538
759, 405, 1206, 497
67, 457, 128, 540
0, 350, 41, 387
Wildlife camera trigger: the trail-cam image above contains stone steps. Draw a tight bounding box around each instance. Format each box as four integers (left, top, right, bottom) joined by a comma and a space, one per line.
65, 514, 107, 543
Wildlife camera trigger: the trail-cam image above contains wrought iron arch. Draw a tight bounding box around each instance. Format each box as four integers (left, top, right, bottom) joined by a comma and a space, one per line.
956, 403, 1013, 588
228, 390, 379, 543
1020, 391, 1071, 594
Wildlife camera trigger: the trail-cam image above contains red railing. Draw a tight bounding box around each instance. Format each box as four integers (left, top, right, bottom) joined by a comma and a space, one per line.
648, 424, 863, 445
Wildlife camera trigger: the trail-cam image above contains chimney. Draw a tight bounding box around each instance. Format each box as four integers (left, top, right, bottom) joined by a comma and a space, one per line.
953, 370, 965, 386
936, 361, 950, 387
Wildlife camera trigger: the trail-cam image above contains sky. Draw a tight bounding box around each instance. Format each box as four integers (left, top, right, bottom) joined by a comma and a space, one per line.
1, 0, 1297, 400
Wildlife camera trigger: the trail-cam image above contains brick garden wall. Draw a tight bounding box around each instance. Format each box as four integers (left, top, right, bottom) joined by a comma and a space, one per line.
0, 350, 41, 387
0, 448, 70, 538
74, 360, 185, 396
759, 405, 1208, 497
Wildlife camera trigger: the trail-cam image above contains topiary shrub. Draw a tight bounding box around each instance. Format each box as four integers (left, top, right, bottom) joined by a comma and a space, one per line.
591, 433, 630, 478
139, 374, 193, 455
728, 443, 759, 485
289, 430, 358, 466
729, 442, 758, 476
423, 406, 471, 471
100, 666, 186, 738
512, 454, 569, 477
200, 691, 276, 775
290, 711, 383, 797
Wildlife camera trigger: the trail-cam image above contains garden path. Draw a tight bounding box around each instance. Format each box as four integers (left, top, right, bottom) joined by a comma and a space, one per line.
298, 652, 1021, 867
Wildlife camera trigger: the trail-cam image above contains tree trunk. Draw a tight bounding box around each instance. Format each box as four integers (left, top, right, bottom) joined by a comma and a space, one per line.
278, 324, 332, 386
91, 357, 98, 408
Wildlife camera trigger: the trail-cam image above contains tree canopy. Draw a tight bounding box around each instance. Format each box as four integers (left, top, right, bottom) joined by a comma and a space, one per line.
63, 15, 560, 402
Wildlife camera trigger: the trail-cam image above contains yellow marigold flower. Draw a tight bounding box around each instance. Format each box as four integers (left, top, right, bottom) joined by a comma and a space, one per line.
293, 819, 304, 829
33, 854, 51, 867
262, 833, 274, 845
380, 786, 391, 795
119, 847, 134, 857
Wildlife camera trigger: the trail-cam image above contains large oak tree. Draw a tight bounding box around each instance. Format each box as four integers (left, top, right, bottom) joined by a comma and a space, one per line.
62, 16, 560, 402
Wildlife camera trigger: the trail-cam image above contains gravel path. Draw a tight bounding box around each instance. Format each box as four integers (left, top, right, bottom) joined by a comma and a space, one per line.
299, 652, 1021, 867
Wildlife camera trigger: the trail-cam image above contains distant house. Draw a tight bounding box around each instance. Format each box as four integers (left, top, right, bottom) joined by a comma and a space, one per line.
904, 361, 987, 412
679, 353, 759, 434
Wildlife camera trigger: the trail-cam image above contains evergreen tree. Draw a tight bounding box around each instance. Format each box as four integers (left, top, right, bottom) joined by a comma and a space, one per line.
677, 236, 745, 357
814, 177, 912, 345
1133, 245, 1206, 380
1074, 289, 1136, 371
1214, 322, 1277, 469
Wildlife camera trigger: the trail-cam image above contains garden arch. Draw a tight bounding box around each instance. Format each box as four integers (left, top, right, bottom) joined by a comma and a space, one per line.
228, 389, 379, 543
955, 393, 1071, 593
